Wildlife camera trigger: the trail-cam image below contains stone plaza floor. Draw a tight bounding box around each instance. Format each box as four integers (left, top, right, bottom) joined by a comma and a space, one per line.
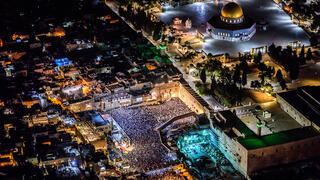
159, 0, 310, 56
238, 100, 301, 136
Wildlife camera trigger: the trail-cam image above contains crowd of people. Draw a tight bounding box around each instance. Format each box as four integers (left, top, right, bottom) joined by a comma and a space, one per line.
146, 172, 185, 180
111, 98, 192, 172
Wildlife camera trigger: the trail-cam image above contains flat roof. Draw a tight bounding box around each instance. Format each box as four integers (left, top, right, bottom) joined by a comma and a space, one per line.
218, 110, 256, 137
277, 86, 320, 127
91, 113, 109, 127
238, 126, 319, 150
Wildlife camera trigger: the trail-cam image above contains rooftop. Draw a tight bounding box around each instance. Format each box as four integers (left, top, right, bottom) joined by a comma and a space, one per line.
238, 126, 319, 150
277, 86, 320, 127
218, 110, 256, 137
91, 113, 110, 127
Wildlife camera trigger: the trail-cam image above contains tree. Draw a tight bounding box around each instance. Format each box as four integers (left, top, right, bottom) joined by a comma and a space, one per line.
152, 23, 162, 41
239, 58, 248, 72
200, 68, 206, 84
268, 43, 276, 56
161, 34, 166, 42
263, 83, 273, 93
250, 80, 261, 89
306, 48, 312, 61
259, 73, 265, 85
185, 41, 190, 47
275, 69, 283, 82
233, 65, 241, 85
241, 69, 247, 87
280, 80, 287, 90
254, 51, 262, 64
211, 76, 216, 92
299, 45, 306, 64
195, 82, 208, 96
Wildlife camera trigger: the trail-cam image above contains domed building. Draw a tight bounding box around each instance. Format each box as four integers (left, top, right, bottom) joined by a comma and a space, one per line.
206, 2, 256, 41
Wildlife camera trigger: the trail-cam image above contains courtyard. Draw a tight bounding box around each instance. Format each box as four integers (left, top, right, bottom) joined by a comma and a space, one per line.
237, 100, 301, 136
110, 98, 192, 172
159, 0, 309, 56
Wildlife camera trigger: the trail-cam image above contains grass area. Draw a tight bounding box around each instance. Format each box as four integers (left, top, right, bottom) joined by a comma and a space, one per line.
238, 126, 318, 150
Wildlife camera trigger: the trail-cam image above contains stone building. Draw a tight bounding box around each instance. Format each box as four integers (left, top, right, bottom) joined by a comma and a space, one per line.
206, 2, 256, 41
210, 110, 320, 177
276, 86, 320, 130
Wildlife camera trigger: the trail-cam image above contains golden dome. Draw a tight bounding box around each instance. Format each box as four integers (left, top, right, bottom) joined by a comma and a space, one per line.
221, 2, 243, 19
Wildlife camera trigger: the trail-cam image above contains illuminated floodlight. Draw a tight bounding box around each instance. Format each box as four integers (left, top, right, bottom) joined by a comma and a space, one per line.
159, 45, 167, 50
54, 57, 71, 67
256, 123, 263, 128
71, 160, 78, 166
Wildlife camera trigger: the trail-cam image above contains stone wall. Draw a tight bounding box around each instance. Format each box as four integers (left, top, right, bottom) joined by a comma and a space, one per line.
150, 81, 205, 114
246, 135, 320, 174
209, 121, 249, 176
178, 83, 205, 114
276, 94, 311, 127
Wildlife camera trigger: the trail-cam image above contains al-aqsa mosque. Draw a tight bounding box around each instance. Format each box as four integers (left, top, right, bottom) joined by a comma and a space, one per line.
206, 2, 256, 41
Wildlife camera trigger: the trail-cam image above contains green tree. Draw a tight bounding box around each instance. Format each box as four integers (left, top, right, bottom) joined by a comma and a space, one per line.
259, 73, 265, 85
254, 51, 262, 64
306, 48, 312, 61
299, 45, 306, 64
250, 80, 261, 89
152, 23, 162, 41
275, 69, 283, 82
239, 58, 248, 72
200, 68, 207, 83
211, 76, 216, 92
241, 69, 247, 87
233, 65, 241, 85
263, 83, 273, 93
185, 41, 190, 47
161, 34, 166, 42
280, 80, 287, 90
268, 43, 276, 56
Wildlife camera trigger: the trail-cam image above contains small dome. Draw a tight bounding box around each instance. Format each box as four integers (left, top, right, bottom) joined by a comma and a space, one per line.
221, 2, 243, 19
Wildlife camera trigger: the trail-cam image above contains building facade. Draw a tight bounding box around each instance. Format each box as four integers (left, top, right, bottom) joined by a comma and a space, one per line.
206, 2, 256, 41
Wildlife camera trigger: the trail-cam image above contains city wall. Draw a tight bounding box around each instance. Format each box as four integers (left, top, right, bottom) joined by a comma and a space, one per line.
246, 135, 320, 174
150, 81, 206, 114
276, 94, 313, 127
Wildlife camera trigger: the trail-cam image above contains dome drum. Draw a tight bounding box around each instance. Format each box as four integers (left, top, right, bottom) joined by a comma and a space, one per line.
220, 16, 244, 24
220, 2, 244, 24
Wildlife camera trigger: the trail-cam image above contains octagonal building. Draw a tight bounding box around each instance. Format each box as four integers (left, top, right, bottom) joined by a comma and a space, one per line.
206, 2, 256, 41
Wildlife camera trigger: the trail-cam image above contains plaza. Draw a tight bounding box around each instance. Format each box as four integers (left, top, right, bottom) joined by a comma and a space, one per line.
110, 98, 193, 172
160, 0, 310, 55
